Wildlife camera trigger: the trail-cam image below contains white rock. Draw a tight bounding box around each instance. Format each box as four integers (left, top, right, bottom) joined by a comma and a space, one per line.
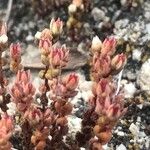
123, 82, 136, 98
115, 19, 129, 29
7, 102, 16, 116
117, 131, 125, 136
103, 144, 111, 150
116, 144, 127, 150
81, 90, 93, 102
129, 123, 139, 137
137, 104, 143, 109
26, 33, 34, 41
138, 131, 146, 138
137, 58, 150, 95
120, 0, 127, 6
137, 116, 141, 122
132, 49, 142, 61
145, 11, 150, 20
79, 81, 93, 91
145, 137, 150, 149
146, 23, 150, 34
68, 116, 82, 135
91, 7, 105, 21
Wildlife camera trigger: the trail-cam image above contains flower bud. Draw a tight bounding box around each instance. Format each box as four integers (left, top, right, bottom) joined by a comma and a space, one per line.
16, 70, 31, 84
96, 131, 112, 144
93, 125, 102, 135
36, 141, 46, 150
41, 28, 52, 40
49, 45, 69, 67
45, 69, 59, 80
38, 70, 45, 79
41, 54, 49, 65
91, 36, 102, 52
10, 43, 21, 59
63, 73, 79, 90
56, 117, 68, 126
39, 39, 51, 55
50, 18, 63, 36
111, 53, 126, 70
101, 37, 117, 56
95, 78, 112, 97
0, 23, 7, 35
92, 142, 103, 150
63, 102, 73, 115
0, 23, 8, 44
92, 55, 111, 78
24, 106, 42, 126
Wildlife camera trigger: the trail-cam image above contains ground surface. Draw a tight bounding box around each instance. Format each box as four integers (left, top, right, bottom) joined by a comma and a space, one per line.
0, 0, 150, 150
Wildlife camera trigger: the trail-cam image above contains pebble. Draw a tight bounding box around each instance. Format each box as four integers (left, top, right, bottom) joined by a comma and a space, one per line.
120, 0, 127, 6
137, 104, 143, 109
81, 91, 93, 102
146, 23, 150, 35
136, 116, 141, 122
132, 49, 142, 61
129, 123, 139, 137
145, 137, 150, 149
26, 33, 34, 42
117, 131, 125, 136
126, 71, 137, 81
123, 82, 136, 98
116, 144, 127, 150
137, 58, 150, 95
7, 102, 16, 116
115, 19, 129, 29
91, 7, 105, 21
68, 115, 82, 135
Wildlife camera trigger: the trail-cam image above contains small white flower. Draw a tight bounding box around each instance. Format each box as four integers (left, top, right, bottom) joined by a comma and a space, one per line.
0, 34, 8, 44
68, 4, 77, 14
35, 31, 42, 40
91, 35, 102, 51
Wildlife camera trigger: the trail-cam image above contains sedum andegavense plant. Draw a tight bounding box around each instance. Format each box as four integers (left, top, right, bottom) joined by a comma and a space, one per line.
0, 18, 127, 150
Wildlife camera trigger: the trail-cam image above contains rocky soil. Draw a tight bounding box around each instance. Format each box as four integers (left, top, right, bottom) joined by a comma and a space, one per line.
0, 0, 150, 150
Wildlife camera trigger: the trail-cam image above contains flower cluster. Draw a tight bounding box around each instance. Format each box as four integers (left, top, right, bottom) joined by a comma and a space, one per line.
67, 0, 84, 29
34, 18, 79, 149
90, 78, 127, 148
77, 36, 127, 149
91, 36, 126, 81
10, 43, 22, 73
36, 19, 69, 81
0, 19, 127, 150
90, 37, 127, 149
11, 70, 35, 112
24, 106, 55, 150
49, 73, 78, 98
0, 114, 13, 150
